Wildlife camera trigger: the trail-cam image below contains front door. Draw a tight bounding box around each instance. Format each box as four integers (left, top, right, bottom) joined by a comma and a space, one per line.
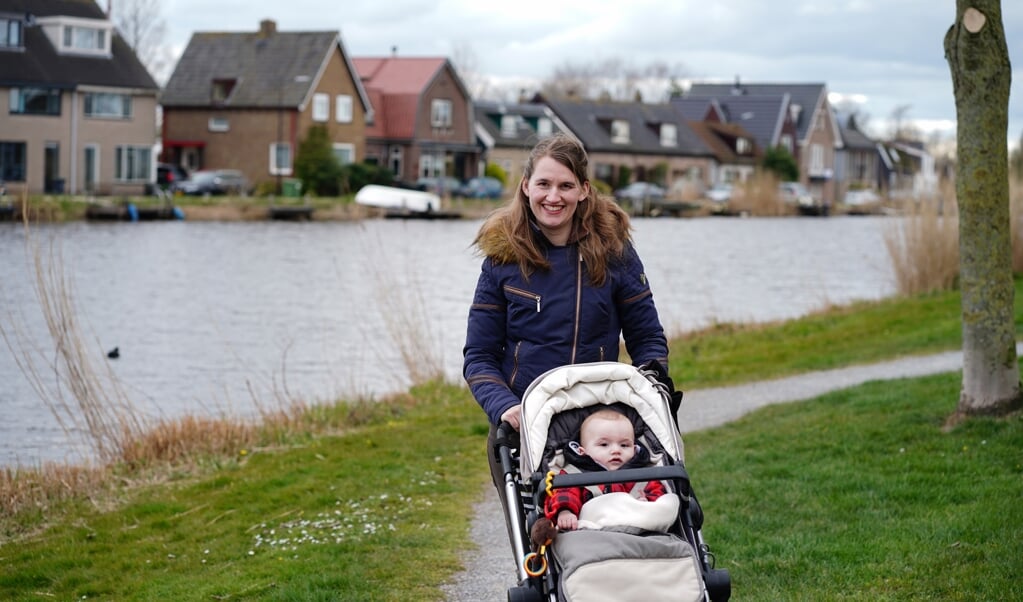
44, 142, 60, 193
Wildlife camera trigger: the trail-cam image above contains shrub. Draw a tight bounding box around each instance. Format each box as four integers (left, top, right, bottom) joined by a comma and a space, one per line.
484, 163, 508, 186
295, 126, 343, 196
339, 162, 394, 195
762, 145, 799, 182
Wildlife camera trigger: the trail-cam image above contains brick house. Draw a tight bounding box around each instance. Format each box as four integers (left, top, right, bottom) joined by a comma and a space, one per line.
681, 81, 841, 205
160, 19, 372, 193
0, 0, 159, 195
352, 55, 478, 185
473, 99, 572, 190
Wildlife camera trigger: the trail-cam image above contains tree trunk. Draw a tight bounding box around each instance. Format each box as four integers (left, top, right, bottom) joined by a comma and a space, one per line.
944, 0, 1021, 416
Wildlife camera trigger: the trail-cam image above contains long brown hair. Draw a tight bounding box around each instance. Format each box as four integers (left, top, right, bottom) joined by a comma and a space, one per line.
473, 133, 632, 285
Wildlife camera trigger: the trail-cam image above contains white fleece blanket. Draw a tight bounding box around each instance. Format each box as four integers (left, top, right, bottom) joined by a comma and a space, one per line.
577, 492, 680, 532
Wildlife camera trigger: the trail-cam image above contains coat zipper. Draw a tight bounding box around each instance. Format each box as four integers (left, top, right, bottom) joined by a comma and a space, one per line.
570, 251, 583, 363
505, 285, 541, 312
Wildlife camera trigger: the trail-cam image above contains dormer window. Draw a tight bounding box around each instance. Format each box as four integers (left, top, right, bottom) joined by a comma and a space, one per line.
500, 115, 517, 137
0, 17, 23, 49
660, 123, 677, 147
38, 16, 112, 57
610, 119, 630, 144
211, 79, 236, 103
537, 117, 553, 137
736, 137, 751, 155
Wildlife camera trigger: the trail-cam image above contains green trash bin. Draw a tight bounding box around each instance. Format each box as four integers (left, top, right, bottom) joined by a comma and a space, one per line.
282, 178, 302, 198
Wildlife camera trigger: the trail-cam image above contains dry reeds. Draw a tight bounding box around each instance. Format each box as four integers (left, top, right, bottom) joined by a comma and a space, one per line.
883, 185, 960, 296
729, 172, 793, 217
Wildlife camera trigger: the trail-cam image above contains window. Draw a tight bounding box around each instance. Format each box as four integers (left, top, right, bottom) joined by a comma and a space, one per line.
500, 115, 517, 138
537, 117, 553, 137
85, 93, 131, 118
10, 88, 61, 116
610, 120, 630, 144
63, 24, 107, 52
659, 123, 677, 147
312, 93, 329, 122
431, 99, 452, 128
810, 143, 824, 174
0, 18, 23, 48
114, 145, 151, 182
208, 117, 229, 132
0, 141, 27, 181
335, 95, 353, 123
332, 143, 355, 166
211, 79, 236, 103
736, 137, 751, 155
270, 142, 292, 176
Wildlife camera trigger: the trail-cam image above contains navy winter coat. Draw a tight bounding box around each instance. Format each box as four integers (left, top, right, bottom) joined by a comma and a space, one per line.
463, 238, 669, 425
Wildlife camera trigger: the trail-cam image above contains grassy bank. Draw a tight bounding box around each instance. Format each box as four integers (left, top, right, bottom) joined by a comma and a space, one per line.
2, 282, 1023, 600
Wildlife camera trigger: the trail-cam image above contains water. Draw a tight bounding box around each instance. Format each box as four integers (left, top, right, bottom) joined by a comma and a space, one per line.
0, 216, 897, 466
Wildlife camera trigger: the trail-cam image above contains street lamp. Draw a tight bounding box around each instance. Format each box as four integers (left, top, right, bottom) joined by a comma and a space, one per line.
277, 74, 310, 196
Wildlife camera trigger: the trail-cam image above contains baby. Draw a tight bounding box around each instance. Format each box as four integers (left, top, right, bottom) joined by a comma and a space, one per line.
544, 408, 666, 531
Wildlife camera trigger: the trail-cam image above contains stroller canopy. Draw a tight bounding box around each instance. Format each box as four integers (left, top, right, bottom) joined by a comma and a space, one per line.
519, 362, 683, 474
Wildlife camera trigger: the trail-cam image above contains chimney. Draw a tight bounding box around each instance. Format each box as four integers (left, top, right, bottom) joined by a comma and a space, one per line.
731, 75, 744, 96
259, 19, 277, 37
391, 45, 398, 57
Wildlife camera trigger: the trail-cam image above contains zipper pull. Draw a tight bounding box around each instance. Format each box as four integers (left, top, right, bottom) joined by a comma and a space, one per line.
535, 295, 541, 312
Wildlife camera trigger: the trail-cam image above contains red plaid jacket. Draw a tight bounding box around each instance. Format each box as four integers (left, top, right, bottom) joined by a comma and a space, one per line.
543, 471, 667, 521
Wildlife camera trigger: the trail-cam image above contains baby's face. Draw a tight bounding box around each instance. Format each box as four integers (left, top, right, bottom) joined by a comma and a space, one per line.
578, 416, 636, 470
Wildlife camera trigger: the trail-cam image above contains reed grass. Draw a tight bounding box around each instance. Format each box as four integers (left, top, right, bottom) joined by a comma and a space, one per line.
882, 185, 960, 296
729, 171, 792, 216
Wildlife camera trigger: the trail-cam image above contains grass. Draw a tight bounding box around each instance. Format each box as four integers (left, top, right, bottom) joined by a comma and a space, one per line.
1, 383, 491, 601
686, 372, 1023, 601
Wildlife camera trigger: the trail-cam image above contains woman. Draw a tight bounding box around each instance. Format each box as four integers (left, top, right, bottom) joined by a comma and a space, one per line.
462, 133, 670, 485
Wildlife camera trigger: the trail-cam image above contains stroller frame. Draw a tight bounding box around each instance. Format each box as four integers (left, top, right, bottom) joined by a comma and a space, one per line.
492, 362, 731, 602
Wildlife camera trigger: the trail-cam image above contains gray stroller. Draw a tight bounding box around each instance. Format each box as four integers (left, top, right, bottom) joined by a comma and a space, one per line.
493, 361, 731, 601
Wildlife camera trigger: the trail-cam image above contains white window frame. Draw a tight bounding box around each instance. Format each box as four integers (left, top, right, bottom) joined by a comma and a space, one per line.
114, 145, 152, 182
610, 119, 630, 144
312, 93, 329, 122
0, 18, 23, 48
810, 143, 825, 175
270, 142, 292, 176
332, 143, 355, 166
537, 117, 553, 137
736, 137, 751, 155
335, 94, 353, 123
208, 117, 229, 132
500, 115, 517, 138
84, 92, 131, 119
431, 99, 452, 128
660, 123, 677, 147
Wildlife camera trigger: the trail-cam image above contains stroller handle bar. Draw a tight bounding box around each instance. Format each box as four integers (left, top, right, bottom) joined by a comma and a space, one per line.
549, 465, 691, 496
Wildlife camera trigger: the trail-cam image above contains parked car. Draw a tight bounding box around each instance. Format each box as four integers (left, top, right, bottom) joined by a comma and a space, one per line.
778, 182, 816, 207
844, 189, 881, 206
704, 183, 733, 203
416, 176, 463, 196
157, 163, 189, 190
174, 169, 250, 196
459, 176, 504, 199
614, 182, 666, 203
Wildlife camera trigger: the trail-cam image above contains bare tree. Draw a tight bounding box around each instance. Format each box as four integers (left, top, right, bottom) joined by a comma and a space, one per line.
540, 58, 687, 103
944, 0, 1021, 419
112, 0, 170, 82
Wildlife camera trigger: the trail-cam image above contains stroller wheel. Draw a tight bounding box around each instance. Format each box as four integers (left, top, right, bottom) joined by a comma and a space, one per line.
507, 584, 545, 602
704, 567, 731, 601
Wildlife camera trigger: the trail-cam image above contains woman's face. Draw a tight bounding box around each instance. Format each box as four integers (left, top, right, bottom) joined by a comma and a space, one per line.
522, 156, 590, 246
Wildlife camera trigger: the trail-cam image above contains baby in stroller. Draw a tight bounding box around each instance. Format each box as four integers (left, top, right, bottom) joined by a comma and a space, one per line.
543, 407, 669, 532
496, 362, 730, 602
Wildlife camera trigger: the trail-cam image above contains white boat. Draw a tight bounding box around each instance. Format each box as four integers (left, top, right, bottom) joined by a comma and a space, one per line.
355, 185, 441, 214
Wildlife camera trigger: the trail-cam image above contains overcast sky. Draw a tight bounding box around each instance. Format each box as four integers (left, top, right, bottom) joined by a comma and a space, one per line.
160, 0, 1022, 147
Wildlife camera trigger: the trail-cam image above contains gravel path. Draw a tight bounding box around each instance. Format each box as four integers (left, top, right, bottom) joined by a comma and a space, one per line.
441, 349, 983, 601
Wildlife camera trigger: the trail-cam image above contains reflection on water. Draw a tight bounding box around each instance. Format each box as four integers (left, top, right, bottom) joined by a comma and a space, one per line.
0, 216, 896, 466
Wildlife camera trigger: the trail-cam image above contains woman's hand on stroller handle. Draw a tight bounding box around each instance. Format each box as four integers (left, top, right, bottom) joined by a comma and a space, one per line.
499, 404, 522, 430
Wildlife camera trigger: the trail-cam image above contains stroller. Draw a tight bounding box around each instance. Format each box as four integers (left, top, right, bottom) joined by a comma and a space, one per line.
493, 361, 731, 601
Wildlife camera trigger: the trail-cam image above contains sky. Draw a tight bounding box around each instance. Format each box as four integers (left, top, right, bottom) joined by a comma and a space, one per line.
158, 0, 1023, 149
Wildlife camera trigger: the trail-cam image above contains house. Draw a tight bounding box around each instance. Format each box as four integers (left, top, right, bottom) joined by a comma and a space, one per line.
536, 95, 716, 197
835, 113, 885, 201
681, 80, 841, 205
160, 19, 372, 193
685, 120, 762, 185
880, 140, 937, 200
0, 0, 159, 195
352, 55, 478, 187
473, 99, 572, 189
